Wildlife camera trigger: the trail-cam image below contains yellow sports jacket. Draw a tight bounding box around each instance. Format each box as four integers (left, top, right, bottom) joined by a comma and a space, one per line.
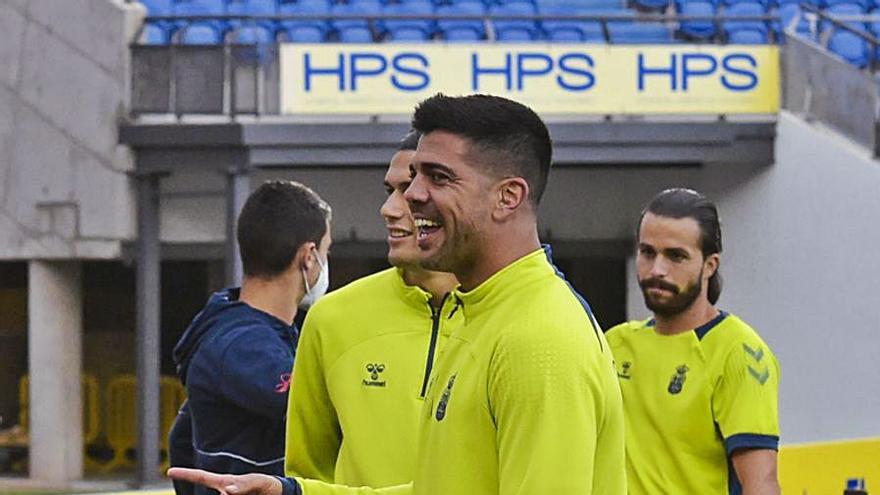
285, 267, 461, 487
294, 247, 627, 495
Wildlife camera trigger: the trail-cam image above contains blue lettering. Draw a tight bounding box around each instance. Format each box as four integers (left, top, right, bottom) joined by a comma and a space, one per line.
349, 53, 388, 91
472, 53, 513, 91
516, 53, 554, 91
304, 53, 345, 91
391, 53, 430, 91
557, 53, 595, 91
721, 54, 758, 91
638, 53, 677, 92
681, 53, 718, 91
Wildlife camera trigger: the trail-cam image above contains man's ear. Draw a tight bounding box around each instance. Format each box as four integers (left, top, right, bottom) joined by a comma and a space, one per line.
704, 252, 720, 279
292, 242, 317, 273
492, 178, 530, 221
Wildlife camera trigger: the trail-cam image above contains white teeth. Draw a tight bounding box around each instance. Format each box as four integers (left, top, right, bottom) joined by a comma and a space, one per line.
414, 218, 441, 228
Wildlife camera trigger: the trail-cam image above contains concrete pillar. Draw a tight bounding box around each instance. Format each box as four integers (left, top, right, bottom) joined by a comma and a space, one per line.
225, 168, 250, 287
27, 261, 83, 484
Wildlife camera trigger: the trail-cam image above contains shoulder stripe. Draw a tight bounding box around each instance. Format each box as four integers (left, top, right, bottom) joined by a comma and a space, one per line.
543, 246, 604, 352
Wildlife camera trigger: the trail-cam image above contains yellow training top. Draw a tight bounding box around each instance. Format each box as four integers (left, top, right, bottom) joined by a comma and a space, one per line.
606, 313, 780, 495
285, 267, 461, 487
296, 246, 627, 495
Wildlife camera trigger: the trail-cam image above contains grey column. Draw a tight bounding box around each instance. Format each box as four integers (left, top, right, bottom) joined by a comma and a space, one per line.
136, 173, 162, 485
28, 261, 83, 484
226, 168, 251, 287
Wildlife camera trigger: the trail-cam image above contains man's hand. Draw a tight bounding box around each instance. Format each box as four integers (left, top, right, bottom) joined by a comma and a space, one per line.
167, 468, 283, 495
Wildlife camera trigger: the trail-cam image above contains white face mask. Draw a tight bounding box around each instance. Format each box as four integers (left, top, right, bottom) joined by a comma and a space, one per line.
300, 250, 329, 310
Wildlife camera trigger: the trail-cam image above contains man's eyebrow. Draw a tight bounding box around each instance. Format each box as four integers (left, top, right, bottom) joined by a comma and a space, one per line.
419, 162, 455, 175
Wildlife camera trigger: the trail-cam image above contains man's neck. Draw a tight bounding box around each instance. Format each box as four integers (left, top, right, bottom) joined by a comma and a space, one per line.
402, 266, 459, 308
653, 298, 720, 335
458, 227, 541, 291
239, 275, 301, 326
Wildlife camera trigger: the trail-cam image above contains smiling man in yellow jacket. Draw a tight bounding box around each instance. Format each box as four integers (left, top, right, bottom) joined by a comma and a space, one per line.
284, 130, 461, 488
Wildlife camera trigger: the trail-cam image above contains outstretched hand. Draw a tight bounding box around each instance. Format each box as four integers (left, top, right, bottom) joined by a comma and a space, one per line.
167, 468, 283, 495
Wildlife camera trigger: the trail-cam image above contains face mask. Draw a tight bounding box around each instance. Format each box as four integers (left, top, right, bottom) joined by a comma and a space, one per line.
300, 250, 329, 310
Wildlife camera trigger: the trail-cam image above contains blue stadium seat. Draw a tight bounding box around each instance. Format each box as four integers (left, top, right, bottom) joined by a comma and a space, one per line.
386, 25, 432, 41
539, 4, 608, 43
142, 22, 170, 44
868, 7, 880, 35
436, 2, 486, 40
829, 30, 870, 66
677, 0, 718, 38
490, 2, 539, 40
825, 0, 871, 10
724, 2, 769, 43
227, 0, 278, 30
174, 0, 225, 16
336, 25, 375, 42
774, 3, 811, 37
331, 1, 380, 36
284, 25, 327, 42
382, 1, 434, 37
821, 3, 869, 65
233, 24, 276, 43
140, 0, 174, 16
632, 0, 672, 12
609, 21, 674, 42
179, 23, 224, 43
279, 0, 328, 33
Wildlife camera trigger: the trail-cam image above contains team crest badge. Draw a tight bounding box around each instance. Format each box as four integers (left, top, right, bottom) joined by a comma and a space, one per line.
435, 374, 457, 421
667, 364, 689, 394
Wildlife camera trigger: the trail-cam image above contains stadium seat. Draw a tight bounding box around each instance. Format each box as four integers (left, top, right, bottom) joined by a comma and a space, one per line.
331, 2, 380, 40
227, 0, 279, 31
724, 2, 769, 44
825, 0, 871, 10
179, 22, 224, 44
822, 4, 869, 66
143, 22, 170, 44
233, 24, 276, 43
140, 0, 174, 16
540, 4, 600, 41
632, 0, 672, 12
174, 0, 226, 33
382, 1, 434, 38
609, 21, 675, 42
386, 25, 432, 41
337, 25, 375, 42
677, 0, 718, 38
829, 30, 870, 66
437, 2, 486, 41
284, 25, 327, 42
775, 3, 812, 38
278, 0, 329, 33
489, 2, 539, 41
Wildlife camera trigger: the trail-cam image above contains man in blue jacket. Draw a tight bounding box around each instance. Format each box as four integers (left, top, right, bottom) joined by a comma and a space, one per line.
169, 180, 332, 495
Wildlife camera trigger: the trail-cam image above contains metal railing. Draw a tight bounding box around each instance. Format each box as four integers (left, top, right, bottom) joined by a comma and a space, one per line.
799, 3, 880, 71
130, 12, 782, 117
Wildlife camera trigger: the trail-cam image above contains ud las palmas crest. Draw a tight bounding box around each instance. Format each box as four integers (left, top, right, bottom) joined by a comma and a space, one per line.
667, 364, 689, 394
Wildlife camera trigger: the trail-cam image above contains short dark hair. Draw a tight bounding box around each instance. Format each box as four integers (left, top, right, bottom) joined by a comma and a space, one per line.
638, 188, 724, 304
237, 180, 331, 278
398, 129, 421, 151
411, 94, 552, 205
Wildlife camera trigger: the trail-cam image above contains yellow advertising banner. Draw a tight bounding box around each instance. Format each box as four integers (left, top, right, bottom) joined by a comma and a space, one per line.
280, 44, 779, 115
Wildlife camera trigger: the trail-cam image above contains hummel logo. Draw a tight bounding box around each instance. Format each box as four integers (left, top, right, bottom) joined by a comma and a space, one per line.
743, 343, 770, 385
363, 363, 386, 387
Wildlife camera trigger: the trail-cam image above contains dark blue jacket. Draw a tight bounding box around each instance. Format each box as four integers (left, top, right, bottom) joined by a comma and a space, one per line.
170, 288, 298, 494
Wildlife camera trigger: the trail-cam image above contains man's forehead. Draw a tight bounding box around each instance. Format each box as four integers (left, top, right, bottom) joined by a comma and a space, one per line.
640, 213, 702, 247
414, 130, 471, 159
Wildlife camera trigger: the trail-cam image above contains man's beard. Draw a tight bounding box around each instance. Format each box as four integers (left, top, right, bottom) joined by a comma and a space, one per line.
639, 268, 703, 318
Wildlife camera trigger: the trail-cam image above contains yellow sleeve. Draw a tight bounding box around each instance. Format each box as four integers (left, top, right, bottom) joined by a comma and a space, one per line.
298, 479, 412, 495
285, 306, 342, 481
712, 337, 781, 454
489, 322, 603, 494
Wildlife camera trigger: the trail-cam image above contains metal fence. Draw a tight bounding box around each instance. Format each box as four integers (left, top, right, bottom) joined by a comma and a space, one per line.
130, 12, 780, 116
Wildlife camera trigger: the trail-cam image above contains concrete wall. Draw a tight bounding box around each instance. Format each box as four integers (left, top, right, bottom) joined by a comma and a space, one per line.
627, 112, 880, 444
0, 0, 143, 260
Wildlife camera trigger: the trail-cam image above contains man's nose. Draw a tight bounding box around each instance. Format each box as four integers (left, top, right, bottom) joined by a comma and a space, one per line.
404, 174, 428, 204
